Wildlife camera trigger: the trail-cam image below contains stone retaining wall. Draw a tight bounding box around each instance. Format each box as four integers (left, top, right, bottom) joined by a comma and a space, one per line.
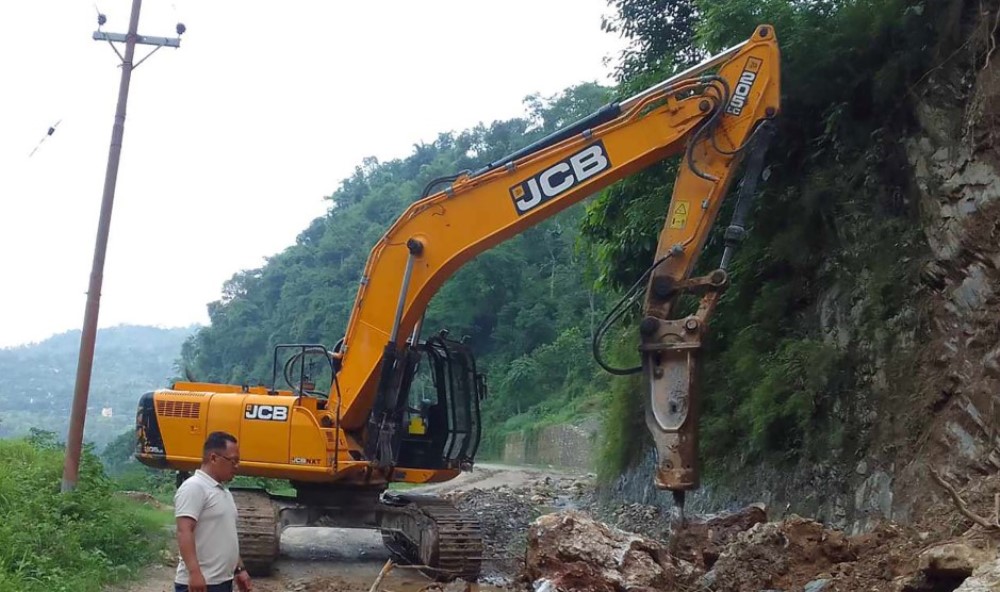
501, 420, 598, 470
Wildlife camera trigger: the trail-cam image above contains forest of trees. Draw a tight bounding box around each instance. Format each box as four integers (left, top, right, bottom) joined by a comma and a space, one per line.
0, 325, 195, 449
179, 83, 619, 455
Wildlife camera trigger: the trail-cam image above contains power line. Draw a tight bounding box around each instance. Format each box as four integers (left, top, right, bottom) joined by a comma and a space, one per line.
28, 120, 62, 158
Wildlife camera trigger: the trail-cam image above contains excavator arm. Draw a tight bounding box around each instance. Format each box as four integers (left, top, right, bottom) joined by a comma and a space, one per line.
335, 24, 781, 497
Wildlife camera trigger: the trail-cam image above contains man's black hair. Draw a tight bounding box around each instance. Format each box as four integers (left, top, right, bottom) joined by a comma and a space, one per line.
203, 431, 237, 460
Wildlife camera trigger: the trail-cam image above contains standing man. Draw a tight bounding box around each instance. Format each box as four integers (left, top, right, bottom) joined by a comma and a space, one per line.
174, 431, 253, 592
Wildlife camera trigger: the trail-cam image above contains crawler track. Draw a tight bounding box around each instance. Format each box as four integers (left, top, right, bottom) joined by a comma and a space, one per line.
231, 489, 280, 576
379, 493, 483, 581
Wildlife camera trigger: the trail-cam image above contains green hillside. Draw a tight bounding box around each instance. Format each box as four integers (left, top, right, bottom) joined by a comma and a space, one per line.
0, 325, 196, 449
180, 84, 617, 454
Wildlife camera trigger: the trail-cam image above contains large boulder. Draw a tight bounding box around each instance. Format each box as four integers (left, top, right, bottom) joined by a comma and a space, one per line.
523, 510, 698, 591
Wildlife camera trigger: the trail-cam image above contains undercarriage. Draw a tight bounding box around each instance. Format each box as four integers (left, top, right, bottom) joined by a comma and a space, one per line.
231, 485, 483, 581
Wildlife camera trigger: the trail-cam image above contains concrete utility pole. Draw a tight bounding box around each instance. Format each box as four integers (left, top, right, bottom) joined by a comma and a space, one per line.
61, 0, 184, 493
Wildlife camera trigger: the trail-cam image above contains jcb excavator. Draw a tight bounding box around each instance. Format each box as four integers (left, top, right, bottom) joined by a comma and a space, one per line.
135, 25, 781, 581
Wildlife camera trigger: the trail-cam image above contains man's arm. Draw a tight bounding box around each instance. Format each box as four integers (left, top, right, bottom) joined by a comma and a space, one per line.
234, 555, 253, 591
176, 516, 207, 591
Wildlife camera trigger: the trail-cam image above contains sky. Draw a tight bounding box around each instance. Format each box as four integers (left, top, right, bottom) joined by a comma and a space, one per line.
0, 1, 627, 349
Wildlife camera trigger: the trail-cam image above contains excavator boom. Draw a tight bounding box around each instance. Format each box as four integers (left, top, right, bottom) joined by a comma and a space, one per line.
343, 25, 780, 493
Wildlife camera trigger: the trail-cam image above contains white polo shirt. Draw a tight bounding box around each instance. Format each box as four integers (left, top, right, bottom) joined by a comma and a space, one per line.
174, 469, 240, 585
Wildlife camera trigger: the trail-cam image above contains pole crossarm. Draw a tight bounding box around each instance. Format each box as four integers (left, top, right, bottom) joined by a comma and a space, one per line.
92, 31, 181, 48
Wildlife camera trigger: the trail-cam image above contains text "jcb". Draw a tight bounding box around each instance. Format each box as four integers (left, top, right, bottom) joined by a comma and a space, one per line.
245, 404, 289, 421
510, 141, 611, 215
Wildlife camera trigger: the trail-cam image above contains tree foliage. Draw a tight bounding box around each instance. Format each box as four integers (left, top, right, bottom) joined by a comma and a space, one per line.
602, 0, 702, 80
181, 83, 616, 454
588, 0, 966, 476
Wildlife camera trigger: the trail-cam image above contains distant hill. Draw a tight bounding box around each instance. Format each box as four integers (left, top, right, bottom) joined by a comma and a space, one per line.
0, 325, 197, 448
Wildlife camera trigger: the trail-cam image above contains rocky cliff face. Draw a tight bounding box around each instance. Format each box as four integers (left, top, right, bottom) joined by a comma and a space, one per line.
605, 7, 1000, 534
894, 48, 1000, 519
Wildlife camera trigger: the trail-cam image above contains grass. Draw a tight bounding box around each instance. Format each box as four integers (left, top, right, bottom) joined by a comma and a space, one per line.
0, 438, 168, 592
131, 504, 176, 529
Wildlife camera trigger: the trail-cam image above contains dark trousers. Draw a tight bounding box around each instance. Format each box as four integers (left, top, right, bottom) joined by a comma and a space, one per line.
174, 580, 233, 592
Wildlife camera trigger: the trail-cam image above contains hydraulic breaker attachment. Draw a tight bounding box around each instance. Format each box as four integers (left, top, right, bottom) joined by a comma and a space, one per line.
639, 269, 727, 497
639, 119, 776, 512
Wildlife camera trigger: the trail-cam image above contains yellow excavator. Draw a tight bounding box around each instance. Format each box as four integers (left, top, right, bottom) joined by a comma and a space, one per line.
135, 24, 781, 581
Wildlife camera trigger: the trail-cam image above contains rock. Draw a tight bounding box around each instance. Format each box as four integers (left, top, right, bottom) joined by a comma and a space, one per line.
804, 578, 831, 592
523, 510, 699, 591
921, 260, 950, 289
443, 579, 472, 592
955, 558, 1000, 591
669, 504, 769, 570
854, 469, 894, 521
419, 580, 472, 592
696, 569, 717, 588
983, 348, 1000, 379
952, 264, 994, 313
856, 460, 869, 475
159, 547, 177, 566
610, 503, 665, 539
918, 542, 991, 579
706, 517, 856, 591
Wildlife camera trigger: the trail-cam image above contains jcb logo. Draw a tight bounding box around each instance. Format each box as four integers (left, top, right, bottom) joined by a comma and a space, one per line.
510, 141, 610, 215
726, 57, 763, 116
245, 404, 289, 421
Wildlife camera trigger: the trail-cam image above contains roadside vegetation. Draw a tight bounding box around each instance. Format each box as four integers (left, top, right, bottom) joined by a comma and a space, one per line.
0, 431, 168, 592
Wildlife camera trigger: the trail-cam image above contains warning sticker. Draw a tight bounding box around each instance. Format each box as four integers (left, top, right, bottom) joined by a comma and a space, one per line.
669, 201, 690, 229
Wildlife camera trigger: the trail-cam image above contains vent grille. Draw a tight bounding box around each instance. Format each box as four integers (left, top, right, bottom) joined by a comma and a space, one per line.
157, 400, 201, 419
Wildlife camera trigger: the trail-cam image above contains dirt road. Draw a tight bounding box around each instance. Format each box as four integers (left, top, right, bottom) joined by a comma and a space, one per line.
109, 463, 587, 592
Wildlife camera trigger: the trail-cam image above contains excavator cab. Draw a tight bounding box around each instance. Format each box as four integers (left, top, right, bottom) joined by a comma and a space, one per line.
271, 334, 485, 472
397, 334, 485, 471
